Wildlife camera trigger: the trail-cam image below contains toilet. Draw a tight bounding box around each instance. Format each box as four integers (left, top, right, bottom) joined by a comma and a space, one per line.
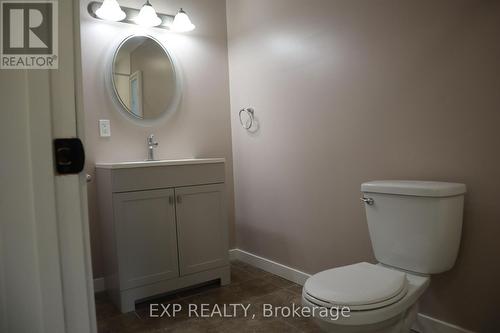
302, 180, 466, 333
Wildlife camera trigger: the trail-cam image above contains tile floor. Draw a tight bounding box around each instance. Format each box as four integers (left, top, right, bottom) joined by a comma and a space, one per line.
96, 260, 322, 332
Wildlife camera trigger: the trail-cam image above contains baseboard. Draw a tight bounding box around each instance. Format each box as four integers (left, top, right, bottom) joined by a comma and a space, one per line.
230, 248, 476, 333
93, 277, 105, 293
229, 248, 311, 285
412, 313, 476, 333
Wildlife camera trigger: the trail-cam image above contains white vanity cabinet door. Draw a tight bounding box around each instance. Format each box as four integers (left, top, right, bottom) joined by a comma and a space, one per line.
113, 189, 179, 290
175, 184, 229, 275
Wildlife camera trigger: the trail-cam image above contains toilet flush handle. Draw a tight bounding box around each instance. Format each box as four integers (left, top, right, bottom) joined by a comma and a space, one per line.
361, 197, 374, 205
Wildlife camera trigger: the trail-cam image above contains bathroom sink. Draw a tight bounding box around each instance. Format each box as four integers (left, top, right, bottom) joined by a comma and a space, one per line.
95, 158, 225, 169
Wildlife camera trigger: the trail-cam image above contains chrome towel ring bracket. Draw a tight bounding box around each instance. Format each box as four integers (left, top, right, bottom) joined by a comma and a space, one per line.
239, 107, 255, 130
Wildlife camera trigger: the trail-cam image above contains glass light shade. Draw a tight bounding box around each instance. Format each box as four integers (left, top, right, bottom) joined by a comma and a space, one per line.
171, 8, 195, 32
135, 1, 162, 27
95, 0, 126, 22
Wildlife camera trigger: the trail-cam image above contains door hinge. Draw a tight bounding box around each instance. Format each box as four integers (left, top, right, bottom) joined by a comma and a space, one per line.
53, 138, 85, 175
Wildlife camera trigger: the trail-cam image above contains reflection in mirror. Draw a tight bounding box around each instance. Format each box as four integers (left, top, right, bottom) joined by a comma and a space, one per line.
112, 35, 177, 120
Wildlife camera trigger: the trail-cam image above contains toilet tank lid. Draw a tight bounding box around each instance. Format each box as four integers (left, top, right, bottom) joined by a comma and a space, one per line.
361, 180, 466, 197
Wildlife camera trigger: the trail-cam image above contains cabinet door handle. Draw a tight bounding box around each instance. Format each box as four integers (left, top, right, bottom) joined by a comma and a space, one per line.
176, 195, 182, 204
168, 196, 174, 205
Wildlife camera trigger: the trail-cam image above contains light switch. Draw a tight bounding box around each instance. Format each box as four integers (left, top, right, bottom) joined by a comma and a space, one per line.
99, 119, 111, 137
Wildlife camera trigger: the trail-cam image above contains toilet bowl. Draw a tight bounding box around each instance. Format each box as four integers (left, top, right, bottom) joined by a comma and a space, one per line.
302, 262, 429, 333
302, 181, 466, 332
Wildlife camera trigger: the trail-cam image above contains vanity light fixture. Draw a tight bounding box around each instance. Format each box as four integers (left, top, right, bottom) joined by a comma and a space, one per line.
171, 8, 196, 32
95, 0, 126, 21
135, 0, 162, 27
88, 1, 196, 32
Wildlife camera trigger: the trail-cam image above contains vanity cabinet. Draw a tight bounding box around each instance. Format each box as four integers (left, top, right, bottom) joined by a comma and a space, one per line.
113, 189, 179, 290
96, 159, 230, 313
175, 184, 228, 275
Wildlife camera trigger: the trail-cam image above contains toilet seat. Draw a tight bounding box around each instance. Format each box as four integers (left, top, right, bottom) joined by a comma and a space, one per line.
304, 262, 409, 311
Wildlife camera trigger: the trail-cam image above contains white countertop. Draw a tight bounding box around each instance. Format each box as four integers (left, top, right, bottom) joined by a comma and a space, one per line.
95, 158, 225, 169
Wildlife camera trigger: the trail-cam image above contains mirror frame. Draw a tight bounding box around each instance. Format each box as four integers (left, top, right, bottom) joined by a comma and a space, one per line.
107, 33, 183, 127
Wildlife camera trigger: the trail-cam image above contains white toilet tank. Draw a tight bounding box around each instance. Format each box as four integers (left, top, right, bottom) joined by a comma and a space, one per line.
361, 181, 466, 275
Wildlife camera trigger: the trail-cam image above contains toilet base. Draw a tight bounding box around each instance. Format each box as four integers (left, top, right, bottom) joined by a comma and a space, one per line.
312, 303, 418, 333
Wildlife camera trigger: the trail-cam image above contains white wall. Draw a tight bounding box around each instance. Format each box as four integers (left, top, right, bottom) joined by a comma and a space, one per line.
80, 0, 234, 278
227, 0, 500, 331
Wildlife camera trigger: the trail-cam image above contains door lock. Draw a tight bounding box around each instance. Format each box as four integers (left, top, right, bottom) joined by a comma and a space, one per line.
53, 138, 85, 175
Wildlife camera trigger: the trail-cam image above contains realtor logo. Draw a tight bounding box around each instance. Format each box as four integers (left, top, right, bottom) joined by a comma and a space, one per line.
1, 0, 58, 69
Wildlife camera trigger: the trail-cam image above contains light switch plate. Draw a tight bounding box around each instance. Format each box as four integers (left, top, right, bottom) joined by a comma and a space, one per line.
99, 119, 111, 137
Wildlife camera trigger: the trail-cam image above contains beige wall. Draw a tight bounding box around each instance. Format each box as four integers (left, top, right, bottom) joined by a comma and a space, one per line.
227, 0, 500, 331
80, 0, 234, 278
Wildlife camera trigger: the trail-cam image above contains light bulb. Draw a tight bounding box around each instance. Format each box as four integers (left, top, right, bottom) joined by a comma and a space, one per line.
135, 0, 162, 27
171, 8, 195, 32
95, 0, 126, 22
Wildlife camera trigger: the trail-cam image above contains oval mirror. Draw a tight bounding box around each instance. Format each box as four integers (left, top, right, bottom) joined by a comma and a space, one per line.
111, 35, 181, 122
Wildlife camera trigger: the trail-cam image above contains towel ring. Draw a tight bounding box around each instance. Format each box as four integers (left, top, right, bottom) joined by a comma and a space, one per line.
239, 108, 254, 130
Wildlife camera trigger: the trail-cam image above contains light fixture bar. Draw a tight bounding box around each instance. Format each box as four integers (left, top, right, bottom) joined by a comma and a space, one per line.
87, 1, 174, 30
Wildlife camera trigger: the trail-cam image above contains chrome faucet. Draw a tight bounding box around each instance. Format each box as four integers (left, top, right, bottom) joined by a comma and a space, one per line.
147, 134, 159, 161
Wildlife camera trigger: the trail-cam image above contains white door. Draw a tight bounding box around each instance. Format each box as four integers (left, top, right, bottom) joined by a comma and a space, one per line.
175, 184, 229, 275
0, 1, 95, 333
114, 189, 179, 289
